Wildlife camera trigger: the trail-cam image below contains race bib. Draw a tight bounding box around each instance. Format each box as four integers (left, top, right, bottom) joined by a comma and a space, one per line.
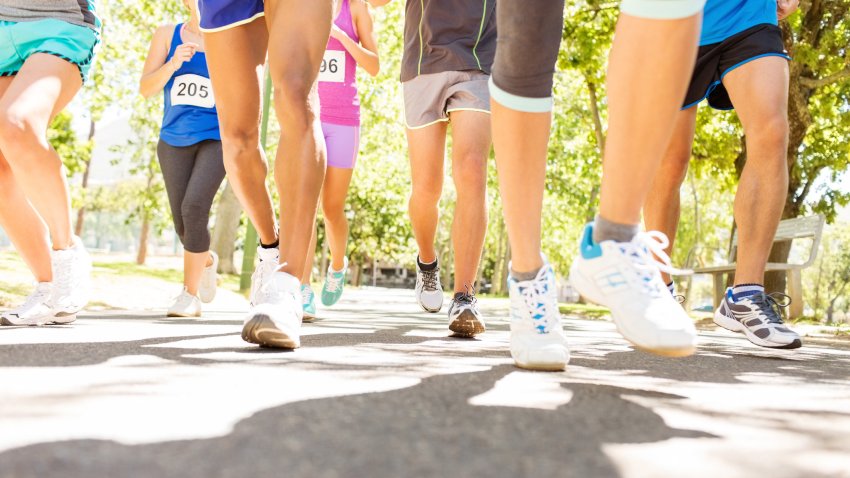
171, 74, 215, 108
318, 50, 346, 83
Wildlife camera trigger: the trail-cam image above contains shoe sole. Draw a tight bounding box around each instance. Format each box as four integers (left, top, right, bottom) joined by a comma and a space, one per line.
242, 315, 299, 349
1, 313, 64, 326
570, 265, 696, 358
713, 311, 802, 350
167, 312, 201, 318
449, 309, 486, 337
50, 313, 77, 325
302, 312, 316, 323
513, 360, 567, 372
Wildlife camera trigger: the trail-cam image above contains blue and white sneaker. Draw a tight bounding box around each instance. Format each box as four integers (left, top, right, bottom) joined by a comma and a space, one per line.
448, 291, 485, 337
301, 284, 317, 322
508, 264, 569, 371
569, 223, 697, 357
321, 257, 348, 307
714, 289, 802, 349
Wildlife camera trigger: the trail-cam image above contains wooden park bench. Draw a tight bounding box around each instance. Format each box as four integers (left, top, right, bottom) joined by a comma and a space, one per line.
688, 215, 825, 319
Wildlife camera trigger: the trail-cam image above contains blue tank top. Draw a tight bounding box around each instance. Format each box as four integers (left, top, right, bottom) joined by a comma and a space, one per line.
160, 24, 220, 147
700, 0, 778, 46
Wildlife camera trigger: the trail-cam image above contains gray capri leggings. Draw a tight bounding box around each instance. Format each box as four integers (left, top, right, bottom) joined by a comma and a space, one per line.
156, 139, 226, 253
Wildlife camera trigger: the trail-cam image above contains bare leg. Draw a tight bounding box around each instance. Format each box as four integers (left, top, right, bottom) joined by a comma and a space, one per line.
0, 78, 50, 282
643, 107, 698, 284
491, 102, 550, 273
266, 0, 333, 278
0, 54, 83, 250
183, 251, 212, 296
322, 167, 355, 271
301, 225, 318, 285
407, 123, 448, 264
598, 13, 702, 226
723, 57, 789, 284
204, 20, 277, 245
448, 111, 490, 293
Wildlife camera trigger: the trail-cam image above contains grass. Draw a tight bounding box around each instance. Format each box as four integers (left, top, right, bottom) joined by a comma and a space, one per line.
559, 302, 611, 320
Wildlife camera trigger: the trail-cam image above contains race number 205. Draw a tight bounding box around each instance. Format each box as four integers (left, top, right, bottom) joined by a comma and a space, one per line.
171, 74, 215, 108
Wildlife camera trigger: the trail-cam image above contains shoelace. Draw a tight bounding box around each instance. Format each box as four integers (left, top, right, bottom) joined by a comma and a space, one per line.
325, 273, 343, 293
421, 268, 439, 291
301, 286, 313, 304
51, 251, 77, 294
749, 292, 791, 324
518, 278, 554, 333
257, 263, 291, 303
619, 231, 692, 296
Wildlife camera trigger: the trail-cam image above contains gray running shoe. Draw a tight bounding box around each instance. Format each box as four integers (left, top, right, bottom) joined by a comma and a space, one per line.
714, 290, 802, 349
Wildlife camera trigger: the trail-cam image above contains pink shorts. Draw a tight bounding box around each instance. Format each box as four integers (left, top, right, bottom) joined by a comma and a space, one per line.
323, 122, 360, 169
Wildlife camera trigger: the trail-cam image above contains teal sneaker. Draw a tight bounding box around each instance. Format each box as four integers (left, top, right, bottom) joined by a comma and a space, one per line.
321, 257, 348, 306
301, 284, 316, 322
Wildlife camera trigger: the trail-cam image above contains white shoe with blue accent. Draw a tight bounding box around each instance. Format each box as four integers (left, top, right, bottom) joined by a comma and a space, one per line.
508, 264, 569, 371
569, 223, 697, 357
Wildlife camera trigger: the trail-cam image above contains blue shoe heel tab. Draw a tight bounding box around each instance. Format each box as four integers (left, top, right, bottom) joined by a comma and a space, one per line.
580, 223, 602, 259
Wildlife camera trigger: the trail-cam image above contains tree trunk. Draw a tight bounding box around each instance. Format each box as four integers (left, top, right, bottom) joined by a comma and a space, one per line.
210, 181, 242, 274
585, 74, 605, 222
136, 214, 150, 265
74, 119, 96, 237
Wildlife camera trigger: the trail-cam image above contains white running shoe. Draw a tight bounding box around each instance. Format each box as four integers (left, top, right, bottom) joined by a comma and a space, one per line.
415, 257, 444, 313
167, 288, 202, 317
569, 223, 697, 357
447, 292, 486, 337
1, 282, 57, 326
508, 264, 570, 371
714, 289, 802, 349
49, 236, 92, 321
242, 269, 302, 349
250, 246, 280, 307
199, 251, 218, 303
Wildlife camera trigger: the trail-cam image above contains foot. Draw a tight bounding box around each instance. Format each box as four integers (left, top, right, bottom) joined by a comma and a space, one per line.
448, 291, 485, 337
415, 256, 443, 313
1, 282, 57, 326
250, 246, 280, 307
199, 251, 218, 303
242, 270, 302, 349
167, 288, 202, 317
49, 236, 92, 321
321, 257, 348, 307
508, 264, 570, 371
301, 284, 317, 322
714, 290, 802, 349
569, 223, 697, 357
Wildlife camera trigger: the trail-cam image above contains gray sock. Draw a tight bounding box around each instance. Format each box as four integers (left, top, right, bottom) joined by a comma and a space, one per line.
511, 267, 542, 282
592, 214, 639, 243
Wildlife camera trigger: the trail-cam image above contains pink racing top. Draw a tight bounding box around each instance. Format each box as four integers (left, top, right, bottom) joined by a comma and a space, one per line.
318, 0, 360, 126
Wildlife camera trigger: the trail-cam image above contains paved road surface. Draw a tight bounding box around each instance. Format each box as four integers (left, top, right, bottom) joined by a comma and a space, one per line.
1, 287, 848, 478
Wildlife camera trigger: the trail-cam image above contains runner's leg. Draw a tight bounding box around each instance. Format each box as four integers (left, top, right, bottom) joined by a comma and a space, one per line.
643, 107, 698, 285
204, 19, 277, 246
0, 77, 51, 282
407, 123, 448, 265
723, 56, 789, 285
0, 53, 82, 251
448, 110, 490, 293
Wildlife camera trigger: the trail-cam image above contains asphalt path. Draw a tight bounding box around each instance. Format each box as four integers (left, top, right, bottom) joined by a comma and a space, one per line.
1, 287, 848, 478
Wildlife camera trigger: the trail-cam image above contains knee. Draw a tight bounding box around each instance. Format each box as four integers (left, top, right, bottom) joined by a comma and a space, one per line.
410, 179, 443, 208
748, 115, 789, 155
220, 129, 263, 172
273, 75, 316, 130
452, 152, 487, 192
180, 199, 209, 230
0, 108, 35, 157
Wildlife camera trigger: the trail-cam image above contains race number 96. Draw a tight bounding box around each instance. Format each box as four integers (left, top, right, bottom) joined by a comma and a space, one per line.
318, 50, 346, 83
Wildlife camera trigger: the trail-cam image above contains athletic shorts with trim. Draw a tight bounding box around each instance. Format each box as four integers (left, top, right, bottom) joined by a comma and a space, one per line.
0, 19, 99, 82
197, 0, 264, 32
403, 70, 490, 129
683, 23, 789, 110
